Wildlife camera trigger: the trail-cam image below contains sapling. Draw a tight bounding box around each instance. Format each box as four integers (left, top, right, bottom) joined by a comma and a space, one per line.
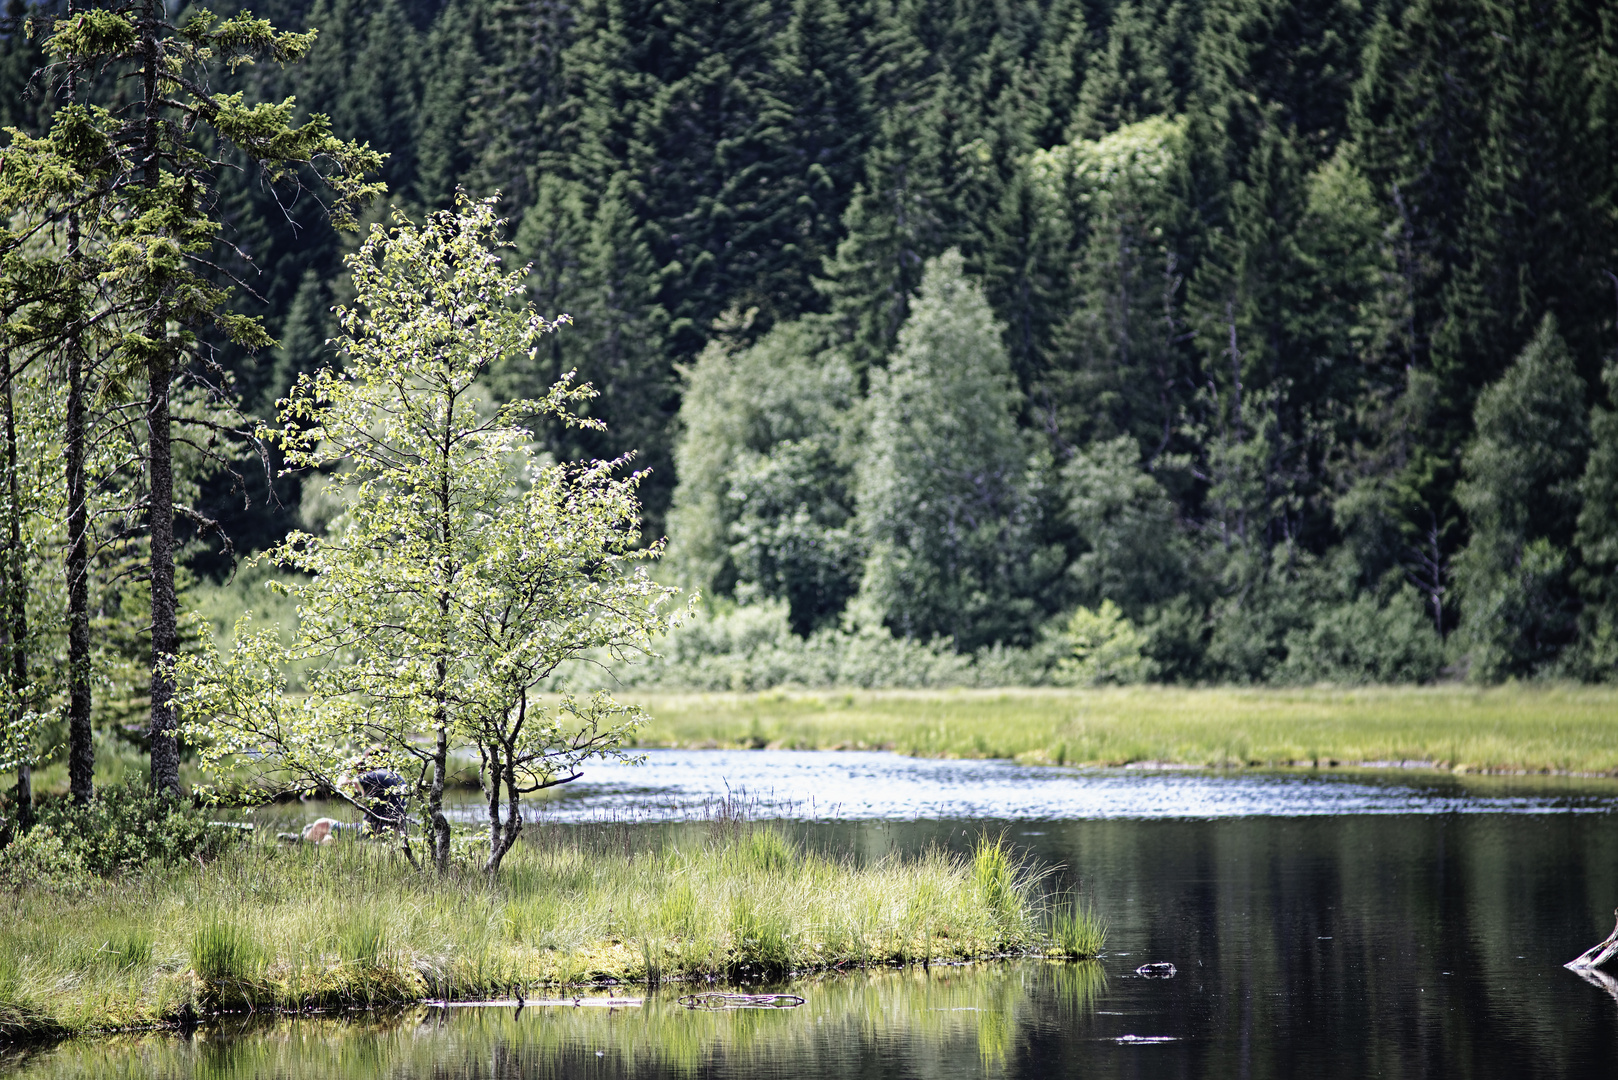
178, 195, 684, 874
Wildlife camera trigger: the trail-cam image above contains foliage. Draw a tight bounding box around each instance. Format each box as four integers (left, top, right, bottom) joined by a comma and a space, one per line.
1056, 601, 1155, 686
1454, 317, 1590, 679
1279, 587, 1445, 685
177, 197, 683, 875
575, 599, 1062, 692
853, 251, 1062, 651
1061, 436, 1189, 617
0, 824, 87, 892
0, 779, 236, 887
3, 0, 1618, 732
665, 319, 860, 634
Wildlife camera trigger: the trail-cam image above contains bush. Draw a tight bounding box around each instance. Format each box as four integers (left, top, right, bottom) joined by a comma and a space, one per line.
0, 825, 89, 892
1281, 587, 1445, 684
25, 780, 239, 878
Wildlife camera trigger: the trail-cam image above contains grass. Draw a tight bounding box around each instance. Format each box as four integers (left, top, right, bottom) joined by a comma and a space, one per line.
621, 684, 1618, 775
0, 818, 1095, 1042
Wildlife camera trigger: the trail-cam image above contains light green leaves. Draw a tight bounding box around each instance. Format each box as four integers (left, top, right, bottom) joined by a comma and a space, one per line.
179, 197, 683, 872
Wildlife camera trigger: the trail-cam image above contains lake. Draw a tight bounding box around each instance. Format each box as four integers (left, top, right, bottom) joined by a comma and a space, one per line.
11, 751, 1618, 1079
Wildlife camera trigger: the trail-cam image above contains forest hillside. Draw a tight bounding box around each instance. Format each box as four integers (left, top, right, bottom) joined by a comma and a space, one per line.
3, 0, 1617, 690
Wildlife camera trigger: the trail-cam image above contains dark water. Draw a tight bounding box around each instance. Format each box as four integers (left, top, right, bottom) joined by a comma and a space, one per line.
14, 755, 1618, 1079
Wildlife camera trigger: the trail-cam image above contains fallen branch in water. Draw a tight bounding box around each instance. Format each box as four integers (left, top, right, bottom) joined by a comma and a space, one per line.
1566, 910, 1618, 970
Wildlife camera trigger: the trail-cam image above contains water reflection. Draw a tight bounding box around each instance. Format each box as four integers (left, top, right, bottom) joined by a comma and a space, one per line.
10, 962, 1104, 1080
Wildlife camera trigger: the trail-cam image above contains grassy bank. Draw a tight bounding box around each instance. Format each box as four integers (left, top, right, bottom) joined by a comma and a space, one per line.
0, 821, 1097, 1042
623, 685, 1618, 774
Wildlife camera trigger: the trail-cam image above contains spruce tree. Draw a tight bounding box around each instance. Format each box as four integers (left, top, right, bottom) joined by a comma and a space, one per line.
38, 0, 380, 794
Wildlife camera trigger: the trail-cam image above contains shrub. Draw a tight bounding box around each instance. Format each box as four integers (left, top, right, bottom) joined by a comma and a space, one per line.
0, 826, 88, 892
29, 780, 239, 877
1281, 587, 1445, 684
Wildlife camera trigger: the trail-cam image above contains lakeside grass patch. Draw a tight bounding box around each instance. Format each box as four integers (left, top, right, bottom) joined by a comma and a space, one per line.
622, 684, 1618, 774
0, 822, 1083, 1041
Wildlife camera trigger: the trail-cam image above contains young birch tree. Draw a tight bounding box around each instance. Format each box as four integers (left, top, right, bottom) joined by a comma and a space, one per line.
178, 197, 682, 875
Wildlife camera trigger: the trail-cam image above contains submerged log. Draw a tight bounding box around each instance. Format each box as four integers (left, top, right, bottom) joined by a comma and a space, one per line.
1566, 910, 1618, 970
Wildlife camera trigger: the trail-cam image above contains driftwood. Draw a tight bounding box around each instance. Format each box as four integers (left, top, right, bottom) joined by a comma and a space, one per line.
1566, 910, 1618, 970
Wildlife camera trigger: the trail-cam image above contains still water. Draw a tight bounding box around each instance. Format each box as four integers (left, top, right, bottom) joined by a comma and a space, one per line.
14, 752, 1618, 1079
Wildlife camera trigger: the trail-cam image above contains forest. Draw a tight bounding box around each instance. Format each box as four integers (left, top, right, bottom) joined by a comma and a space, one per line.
2, 0, 1617, 774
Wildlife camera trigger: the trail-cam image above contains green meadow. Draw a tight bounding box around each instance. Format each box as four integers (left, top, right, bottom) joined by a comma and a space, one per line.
624, 685, 1618, 775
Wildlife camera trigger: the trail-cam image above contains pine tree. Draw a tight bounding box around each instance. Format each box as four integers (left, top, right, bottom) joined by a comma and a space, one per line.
35, 0, 381, 794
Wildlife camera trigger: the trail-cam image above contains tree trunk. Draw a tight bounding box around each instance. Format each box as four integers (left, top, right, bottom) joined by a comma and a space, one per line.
429, 718, 450, 872
1567, 910, 1618, 970
140, 0, 181, 797
147, 346, 181, 797
3, 364, 32, 830
482, 745, 522, 877
65, 323, 92, 804
64, 73, 93, 801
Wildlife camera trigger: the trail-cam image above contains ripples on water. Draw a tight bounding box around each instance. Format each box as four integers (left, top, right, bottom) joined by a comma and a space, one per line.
519, 748, 1618, 822
13, 751, 1618, 1080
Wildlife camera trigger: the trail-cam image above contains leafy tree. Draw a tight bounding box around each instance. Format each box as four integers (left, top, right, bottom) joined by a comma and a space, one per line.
179, 198, 680, 874
665, 318, 859, 633
853, 250, 1060, 649
1056, 600, 1155, 685
1454, 315, 1590, 679
1061, 435, 1189, 618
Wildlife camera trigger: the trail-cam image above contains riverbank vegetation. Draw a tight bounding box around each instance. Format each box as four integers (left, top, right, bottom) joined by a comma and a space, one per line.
0, 816, 1090, 1042
624, 686, 1618, 775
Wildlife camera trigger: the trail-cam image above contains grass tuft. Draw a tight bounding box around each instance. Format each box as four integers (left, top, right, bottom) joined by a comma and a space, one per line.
191, 919, 267, 982
1046, 895, 1106, 959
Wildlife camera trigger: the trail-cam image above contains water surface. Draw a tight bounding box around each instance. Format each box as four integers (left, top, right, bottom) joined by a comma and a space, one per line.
15, 752, 1618, 1079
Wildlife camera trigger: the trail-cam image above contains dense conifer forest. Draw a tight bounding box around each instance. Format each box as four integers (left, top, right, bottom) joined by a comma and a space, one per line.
3, 0, 1617, 696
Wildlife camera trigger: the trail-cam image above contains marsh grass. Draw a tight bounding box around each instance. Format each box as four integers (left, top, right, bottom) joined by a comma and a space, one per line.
1046, 894, 1106, 959
0, 817, 1081, 1040
623, 685, 1618, 774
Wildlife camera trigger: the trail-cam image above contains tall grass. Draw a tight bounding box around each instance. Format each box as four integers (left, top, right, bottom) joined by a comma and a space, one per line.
623, 685, 1618, 774
0, 818, 1069, 1039
1046, 894, 1106, 959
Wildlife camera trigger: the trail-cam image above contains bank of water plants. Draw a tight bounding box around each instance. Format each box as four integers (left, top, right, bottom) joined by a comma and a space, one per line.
623, 684, 1618, 776
0, 817, 1100, 1042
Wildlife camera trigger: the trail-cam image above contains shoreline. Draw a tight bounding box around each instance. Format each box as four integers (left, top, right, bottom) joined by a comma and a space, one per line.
618, 685, 1618, 778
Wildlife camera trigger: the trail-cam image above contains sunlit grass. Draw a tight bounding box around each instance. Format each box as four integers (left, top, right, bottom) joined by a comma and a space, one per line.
0, 819, 1087, 1039
1046, 894, 1107, 959
622, 684, 1618, 774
